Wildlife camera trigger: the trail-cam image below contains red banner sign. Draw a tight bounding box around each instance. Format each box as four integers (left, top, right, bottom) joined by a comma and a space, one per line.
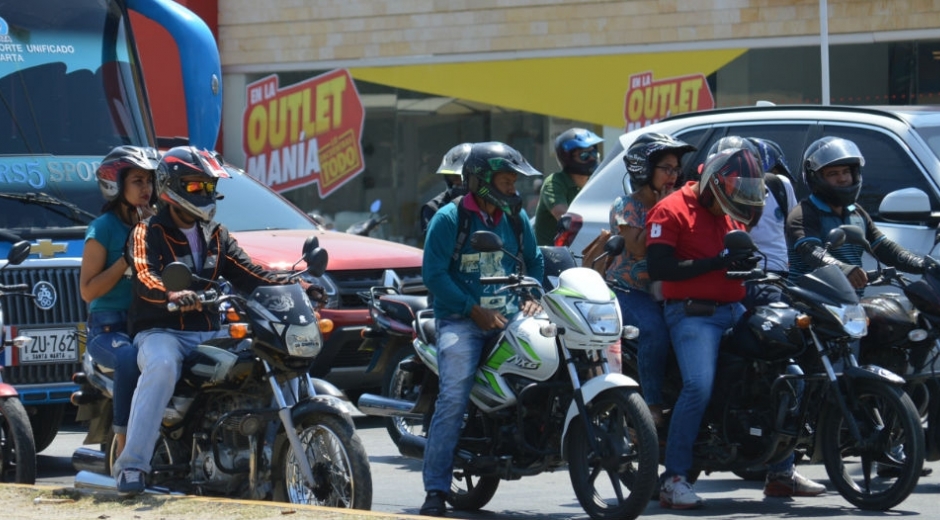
623, 71, 714, 132
242, 69, 365, 197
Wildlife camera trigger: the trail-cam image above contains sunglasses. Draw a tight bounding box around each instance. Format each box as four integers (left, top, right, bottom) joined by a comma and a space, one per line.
183, 181, 217, 194
576, 149, 599, 161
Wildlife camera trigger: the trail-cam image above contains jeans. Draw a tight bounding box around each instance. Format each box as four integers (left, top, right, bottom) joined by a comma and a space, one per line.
112, 328, 228, 478
662, 301, 745, 479
616, 288, 669, 406
423, 316, 500, 493
86, 311, 139, 434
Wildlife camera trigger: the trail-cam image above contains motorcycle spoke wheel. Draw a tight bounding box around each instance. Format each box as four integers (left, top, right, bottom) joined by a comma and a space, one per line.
0, 398, 36, 484
447, 472, 499, 511
820, 381, 925, 511
567, 388, 658, 520
274, 415, 372, 510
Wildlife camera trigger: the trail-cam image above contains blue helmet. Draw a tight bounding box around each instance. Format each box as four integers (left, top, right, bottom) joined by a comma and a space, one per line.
748, 137, 792, 179
554, 128, 603, 175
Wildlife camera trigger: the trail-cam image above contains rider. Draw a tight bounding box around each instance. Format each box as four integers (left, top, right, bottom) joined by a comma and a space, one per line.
646, 147, 825, 509
533, 128, 604, 245
80, 145, 160, 459
786, 136, 924, 293
608, 132, 695, 427
419, 141, 544, 516
419, 143, 470, 238
111, 146, 317, 496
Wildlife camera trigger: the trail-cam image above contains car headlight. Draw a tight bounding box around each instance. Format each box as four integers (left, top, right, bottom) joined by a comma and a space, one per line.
285, 322, 324, 358
823, 303, 868, 338
300, 272, 340, 309
573, 301, 621, 335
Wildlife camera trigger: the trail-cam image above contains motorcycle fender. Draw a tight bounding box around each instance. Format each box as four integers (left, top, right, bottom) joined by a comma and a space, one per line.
846, 364, 906, 386
0, 383, 18, 398
365, 337, 410, 375
291, 395, 357, 430
560, 373, 641, 456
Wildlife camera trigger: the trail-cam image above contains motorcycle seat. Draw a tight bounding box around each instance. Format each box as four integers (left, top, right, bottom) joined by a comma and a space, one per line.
383, 294, 429, 313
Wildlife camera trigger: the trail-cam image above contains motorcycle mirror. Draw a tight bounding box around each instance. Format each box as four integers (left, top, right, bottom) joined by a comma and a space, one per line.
553, 213, 583, 247
723, 230, 755, 252
6, 240, 32, 267
838, 225, 870, 248
825, 228, 847, 249
604, 234, 625, 257
470, 230, 503, 253
163, 262, 193, 291
304, 247, 329, 277
302, 235, 320, 257
369, 199, 382, 213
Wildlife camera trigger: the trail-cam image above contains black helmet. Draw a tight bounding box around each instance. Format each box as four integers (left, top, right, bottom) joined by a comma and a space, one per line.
623, 132, 695, 190
699, 148, 765, 228
436, 142, 471, 191
156, 146, 229, 222
96, 146, 160, 205
707, 135, 760, 160
462, 142, 542, 216
554, 128, 603, 176
748, 137, 792, 178
802, 136, 864, 207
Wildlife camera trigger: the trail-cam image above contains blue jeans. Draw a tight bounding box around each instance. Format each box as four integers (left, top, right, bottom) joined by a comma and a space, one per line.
616, 289, 669, 406
662, 301, 745, 479
423, 316, 499, 493
86, 310, 139, 434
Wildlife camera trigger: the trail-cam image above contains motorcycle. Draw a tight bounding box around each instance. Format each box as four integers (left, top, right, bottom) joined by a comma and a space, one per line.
71, 237, 373, 509
358, 230, 659, 520
620, 228, 925, 511
346, 199, 388, 237
0, 238, 38, 484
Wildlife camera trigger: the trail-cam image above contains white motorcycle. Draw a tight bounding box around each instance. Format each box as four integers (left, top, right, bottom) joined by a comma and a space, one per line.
358, 230, 658, 520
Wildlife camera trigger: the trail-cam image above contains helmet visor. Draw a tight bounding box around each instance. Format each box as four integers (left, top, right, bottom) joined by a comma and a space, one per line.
806, 138, 865, 172
725, 175, 766, 207
488, 156, 542, 177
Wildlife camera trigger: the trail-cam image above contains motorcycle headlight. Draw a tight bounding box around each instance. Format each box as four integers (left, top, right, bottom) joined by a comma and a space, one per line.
573, 301, 621, 335
285, 322, 324, 358
300, 272, 340, 309
824, 303, 868, 338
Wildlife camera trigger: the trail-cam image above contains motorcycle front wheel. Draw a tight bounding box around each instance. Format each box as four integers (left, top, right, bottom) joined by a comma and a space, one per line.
820, 379, 924, 511
447, 471, 500, 511
567, 387, 659, 520
273, 414, 373, 510
0, 397, 36, 484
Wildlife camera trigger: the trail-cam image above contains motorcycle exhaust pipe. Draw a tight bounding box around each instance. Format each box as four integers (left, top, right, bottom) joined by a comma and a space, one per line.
357, 393, 424, 419
72, 447, 108, 475
74, 470, 116, 492
397, 431, 427, 460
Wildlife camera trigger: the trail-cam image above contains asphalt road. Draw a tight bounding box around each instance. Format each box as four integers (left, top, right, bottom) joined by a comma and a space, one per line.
38, 412, 940, 519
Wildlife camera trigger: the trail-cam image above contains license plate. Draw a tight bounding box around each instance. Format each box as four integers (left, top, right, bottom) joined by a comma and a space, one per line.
17, 328, 79, 363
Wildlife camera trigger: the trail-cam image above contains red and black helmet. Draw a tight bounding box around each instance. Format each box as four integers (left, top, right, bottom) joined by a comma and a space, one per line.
96, 146, 160, 204
699, 147, 765, 228
156, 146, 229, 222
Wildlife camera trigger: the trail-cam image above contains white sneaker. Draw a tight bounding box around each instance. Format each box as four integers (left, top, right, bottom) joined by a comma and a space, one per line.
660, 474, 703, 510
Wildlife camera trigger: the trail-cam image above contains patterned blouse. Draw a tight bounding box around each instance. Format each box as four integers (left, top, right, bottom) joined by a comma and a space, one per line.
606, 194, 651, 293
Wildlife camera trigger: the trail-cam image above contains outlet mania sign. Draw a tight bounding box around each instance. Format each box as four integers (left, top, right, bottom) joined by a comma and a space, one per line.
623, 71, 714, 132
242, 69, 365, 197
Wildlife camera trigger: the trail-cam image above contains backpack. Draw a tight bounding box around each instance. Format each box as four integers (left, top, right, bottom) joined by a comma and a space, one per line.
450, 195, 527, 276
764, 173, 789, 216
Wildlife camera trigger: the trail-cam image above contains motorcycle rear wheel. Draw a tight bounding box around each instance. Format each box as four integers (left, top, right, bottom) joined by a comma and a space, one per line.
820, 380, 924, 511
567, 388, 659, 520
447, 471, 500, 511
0, 397, 36, 484
273, 414, 373, 510
383, 348, 426, 448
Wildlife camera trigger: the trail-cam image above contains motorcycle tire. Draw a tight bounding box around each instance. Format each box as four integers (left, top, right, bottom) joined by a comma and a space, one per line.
567, 388, 659, 520
382, 347, 426, 448
447, 472, 500, 511
820, 379, 924, 511
0, 396, 37, 484
28, 402, 65, 453
272, 413, 373, 510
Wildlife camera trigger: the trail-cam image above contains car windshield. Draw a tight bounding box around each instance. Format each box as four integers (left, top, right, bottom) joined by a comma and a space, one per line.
215, 166, 319, 232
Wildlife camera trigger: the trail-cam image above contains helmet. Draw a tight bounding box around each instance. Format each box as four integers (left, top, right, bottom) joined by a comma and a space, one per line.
156, 146, 230, 222
96, 146, 160, 204
802, 136, 864, 207
554, 128, 603, 175
623, 132, 696, 190
748, 137, 792, 178
699, 147, 765, 228
462, 142, 542, 216
436, 143, 471, 190
706, 135, 760, 160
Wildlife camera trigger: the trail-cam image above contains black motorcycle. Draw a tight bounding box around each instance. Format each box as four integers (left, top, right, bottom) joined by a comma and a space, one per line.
72, 237, 373, 509
621, 228, 925, 511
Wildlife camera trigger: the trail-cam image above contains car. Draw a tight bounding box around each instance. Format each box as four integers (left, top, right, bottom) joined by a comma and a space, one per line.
568, 104, 940, 273
213, 165, 426, 394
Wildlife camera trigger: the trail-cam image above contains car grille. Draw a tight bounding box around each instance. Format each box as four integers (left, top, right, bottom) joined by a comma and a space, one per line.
1, 266, 84, 385
330, 267, 425, 308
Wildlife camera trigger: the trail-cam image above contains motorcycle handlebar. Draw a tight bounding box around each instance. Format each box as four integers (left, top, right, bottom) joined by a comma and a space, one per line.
726, 268, 764, 280
0, 283, 31, 294
167, 290, 219, 312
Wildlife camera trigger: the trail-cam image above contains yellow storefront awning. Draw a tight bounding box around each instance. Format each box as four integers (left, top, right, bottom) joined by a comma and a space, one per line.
350, 49, 745, 128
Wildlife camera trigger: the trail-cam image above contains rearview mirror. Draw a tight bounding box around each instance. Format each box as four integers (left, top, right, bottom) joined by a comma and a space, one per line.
838, 225, 869, 249
723, 230, 755, 252
162, 262, 193, 292
302, 235, 320, 257
879, 188, 931, 223
604, 234, 625, 257
304, 247, 329, 278
469, 230, 503, 253
825, 228, 847, 250
6, 241, 32, 267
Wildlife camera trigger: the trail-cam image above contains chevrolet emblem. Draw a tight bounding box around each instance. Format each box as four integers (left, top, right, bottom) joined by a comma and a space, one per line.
30, 239, 68, 259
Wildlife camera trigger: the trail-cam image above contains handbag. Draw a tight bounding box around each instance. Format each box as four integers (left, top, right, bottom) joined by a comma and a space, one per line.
581, 228, 613, 276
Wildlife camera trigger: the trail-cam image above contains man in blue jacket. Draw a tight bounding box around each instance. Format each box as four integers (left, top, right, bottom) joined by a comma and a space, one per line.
419, 141, 544, 516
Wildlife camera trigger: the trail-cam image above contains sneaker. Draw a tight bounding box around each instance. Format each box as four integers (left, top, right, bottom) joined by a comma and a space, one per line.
764, 469, 826, 497
116, 468, 146, 497
419, 490, 447, 517
660, 475, 703, 510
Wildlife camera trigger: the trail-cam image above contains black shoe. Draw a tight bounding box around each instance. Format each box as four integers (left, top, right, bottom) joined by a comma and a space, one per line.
420, 491, 447, 517
877, 464, 933, 478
